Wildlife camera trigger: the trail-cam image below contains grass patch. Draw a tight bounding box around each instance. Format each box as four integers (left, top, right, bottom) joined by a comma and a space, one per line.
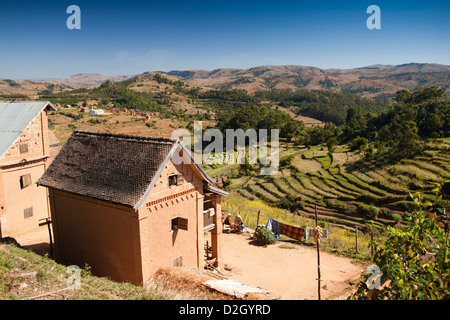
0, 244, 165, 300
314, 153, 332, 169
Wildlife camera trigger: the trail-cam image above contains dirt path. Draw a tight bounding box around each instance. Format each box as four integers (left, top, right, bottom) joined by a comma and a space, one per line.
16, 227, 366, 300
220, 232, 366, 300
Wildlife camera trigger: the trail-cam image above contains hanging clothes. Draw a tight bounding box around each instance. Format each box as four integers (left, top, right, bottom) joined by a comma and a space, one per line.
265, 218, 273, 231
280, 224, 304, 241
266, 217, 283, 235
304, 227, 310, 240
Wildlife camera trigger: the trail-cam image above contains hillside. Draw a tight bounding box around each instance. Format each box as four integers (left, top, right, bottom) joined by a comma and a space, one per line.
208, 138, 450, 244
165, 63, 450, 98
0, 74, 135, 99
3, 63, 449, 101
0, 78, 75, 99
1, 241, 265, 300
0, 242, 164, 300
55, 73, 135, 88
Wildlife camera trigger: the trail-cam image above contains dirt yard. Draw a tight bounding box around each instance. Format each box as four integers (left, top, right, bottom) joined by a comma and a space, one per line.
219, 232, 366, 300
16, 227, 366, 300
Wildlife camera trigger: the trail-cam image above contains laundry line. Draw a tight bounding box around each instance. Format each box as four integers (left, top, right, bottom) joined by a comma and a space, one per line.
265, 217, 328, 242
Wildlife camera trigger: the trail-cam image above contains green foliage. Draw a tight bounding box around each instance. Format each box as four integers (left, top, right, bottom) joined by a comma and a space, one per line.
254, 88, 390, 126
342, 87, 448, 162
279, 154, 294, 168
396, 86, 446, 105
350, 183, 450, 300
88, 118, 102, 124
3, 79, 21, 87
326, 137, 339, 152
153, 73, 185, 87
378, 106, 424, 160
60, 111, 84, 120
215, 103, 303, 142
257, 227, 278, 245
303, 122, 340, 146
349, 136, 368, 152
0, 94, 30, 99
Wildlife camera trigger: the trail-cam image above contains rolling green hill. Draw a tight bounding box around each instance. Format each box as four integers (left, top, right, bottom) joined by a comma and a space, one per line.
207, 139, 450, 238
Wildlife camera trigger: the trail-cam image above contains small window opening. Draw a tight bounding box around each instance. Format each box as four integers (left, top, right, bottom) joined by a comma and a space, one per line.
168, 174, 177, 187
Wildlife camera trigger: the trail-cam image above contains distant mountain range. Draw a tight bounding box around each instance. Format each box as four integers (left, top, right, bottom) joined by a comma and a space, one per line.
1, 63, 449, 99
163, 63, 450, 98
55, 73, 135, 88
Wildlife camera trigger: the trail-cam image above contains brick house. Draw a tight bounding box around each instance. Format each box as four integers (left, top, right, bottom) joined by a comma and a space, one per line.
0, 101, 57, 238
37, 131, 227, 286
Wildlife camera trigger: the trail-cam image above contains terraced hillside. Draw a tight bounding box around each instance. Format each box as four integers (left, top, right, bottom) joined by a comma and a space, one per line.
212, 139, 450, 233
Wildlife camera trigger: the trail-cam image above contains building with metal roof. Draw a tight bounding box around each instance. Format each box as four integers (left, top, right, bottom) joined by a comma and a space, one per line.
0, 101, 56, 240
0, 101, 57, 160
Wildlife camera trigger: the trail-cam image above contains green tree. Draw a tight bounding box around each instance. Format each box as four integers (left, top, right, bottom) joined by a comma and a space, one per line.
378, 106, 423, 160
326, 137, 339, 152
350, 136, 368, 152
350, 183, 449, 300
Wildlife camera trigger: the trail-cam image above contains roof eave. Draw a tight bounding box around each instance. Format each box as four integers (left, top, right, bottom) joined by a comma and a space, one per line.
0, 101, 57, 160
206, 185, 229, 197
133, 139, 216, 211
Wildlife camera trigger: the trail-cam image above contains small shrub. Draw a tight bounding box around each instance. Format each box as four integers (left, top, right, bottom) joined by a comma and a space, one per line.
257, 227, 277, 245
88, 118, 102, 124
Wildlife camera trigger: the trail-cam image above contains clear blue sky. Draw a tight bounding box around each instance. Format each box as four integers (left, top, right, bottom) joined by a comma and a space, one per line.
0, 0, 449, 79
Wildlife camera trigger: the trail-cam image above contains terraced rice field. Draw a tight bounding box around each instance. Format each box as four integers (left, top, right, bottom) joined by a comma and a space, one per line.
223, 141, 450, 232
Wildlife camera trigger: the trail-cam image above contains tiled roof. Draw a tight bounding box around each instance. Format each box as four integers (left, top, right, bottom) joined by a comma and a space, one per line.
37, 131, 176, 208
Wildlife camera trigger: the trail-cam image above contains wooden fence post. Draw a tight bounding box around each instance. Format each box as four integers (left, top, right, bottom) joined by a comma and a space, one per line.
315, 206, 321, 300
371, 231, 374, 257
256, 210, 261, 228
39, 218, 53, 258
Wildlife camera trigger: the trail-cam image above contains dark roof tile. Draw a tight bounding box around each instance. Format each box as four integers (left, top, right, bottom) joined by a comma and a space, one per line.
38, 131, 176, 208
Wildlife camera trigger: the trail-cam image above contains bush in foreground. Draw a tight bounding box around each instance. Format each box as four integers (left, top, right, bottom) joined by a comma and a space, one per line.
257, 227, 278, 245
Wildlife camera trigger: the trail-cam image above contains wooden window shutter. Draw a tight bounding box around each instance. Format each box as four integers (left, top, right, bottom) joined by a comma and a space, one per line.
178, 217, 188, 231
177, 174, 184, 185
20, 174, 32, 189
173, 255, 183, 267
24, 207, 33, 219
19, 143, 29, 154
171, 217, 188, 231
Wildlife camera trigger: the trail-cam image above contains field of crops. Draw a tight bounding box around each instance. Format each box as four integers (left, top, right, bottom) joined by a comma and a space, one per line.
214, 140, 450, 234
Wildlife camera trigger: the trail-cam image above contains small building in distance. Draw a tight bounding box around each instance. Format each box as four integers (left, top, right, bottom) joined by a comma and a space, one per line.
0, 101, 57, 238
37, 131, 227, 286
89, 109, 104, 115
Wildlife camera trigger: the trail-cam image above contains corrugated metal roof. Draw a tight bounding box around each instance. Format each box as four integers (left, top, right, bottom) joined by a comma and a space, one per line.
0, 101, 56, 159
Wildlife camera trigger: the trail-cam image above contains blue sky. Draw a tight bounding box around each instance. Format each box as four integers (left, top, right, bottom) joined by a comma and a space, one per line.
0, 0, 449, 79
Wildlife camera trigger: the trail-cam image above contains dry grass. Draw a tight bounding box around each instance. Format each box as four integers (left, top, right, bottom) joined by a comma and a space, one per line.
145, 267, 275, 300
145, 267, 233, 300
292, 157, 323, 172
